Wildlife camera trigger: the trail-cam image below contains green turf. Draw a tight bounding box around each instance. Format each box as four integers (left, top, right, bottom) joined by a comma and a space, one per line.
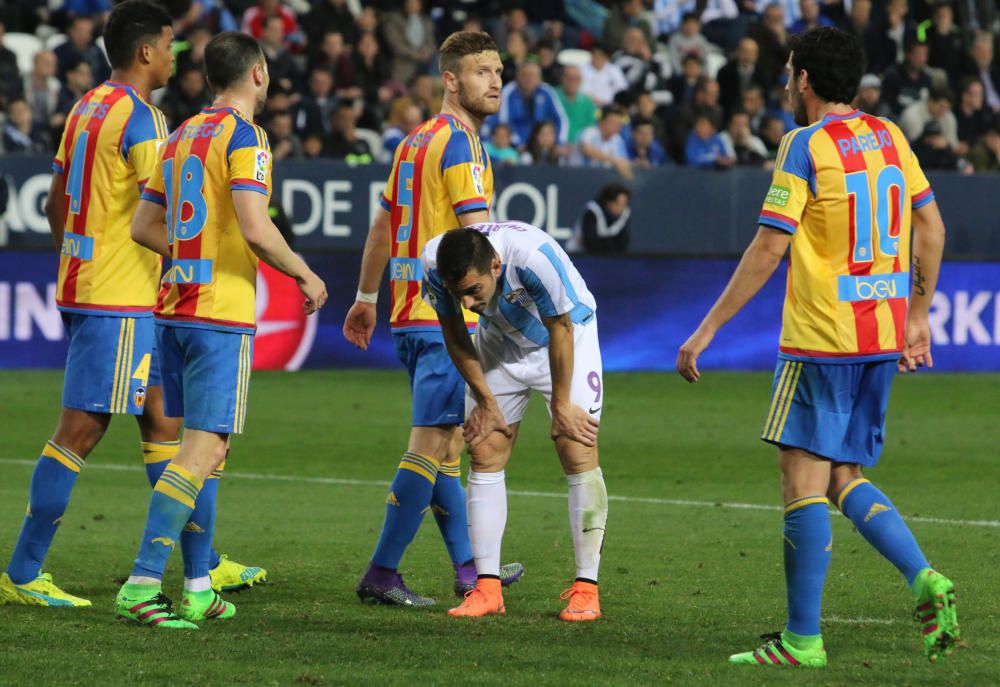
0, 370, 997, 686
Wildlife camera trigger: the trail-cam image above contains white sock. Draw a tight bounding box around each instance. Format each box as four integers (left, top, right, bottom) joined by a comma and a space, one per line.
126, 575, 161, 587
566, 467, 608, 582
183, 576, 212, 592
467, 470, 507, 577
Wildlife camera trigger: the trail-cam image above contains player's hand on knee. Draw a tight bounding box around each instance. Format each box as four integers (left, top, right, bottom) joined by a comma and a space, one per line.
550, 402, 600, 447
464, 402, 511, 447
298, 271, 328, 315
343, 301, 377, 350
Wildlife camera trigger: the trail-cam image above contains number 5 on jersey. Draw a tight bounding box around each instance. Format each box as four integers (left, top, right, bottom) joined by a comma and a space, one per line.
395, 160, 414, 243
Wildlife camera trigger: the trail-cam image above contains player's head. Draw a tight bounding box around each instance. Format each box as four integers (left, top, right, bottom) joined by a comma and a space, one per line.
786, 28, 864, 126
437, 228, 501, 315
439, 31, 503, 120
103, 0, 174, 88
205, 31, 269, 114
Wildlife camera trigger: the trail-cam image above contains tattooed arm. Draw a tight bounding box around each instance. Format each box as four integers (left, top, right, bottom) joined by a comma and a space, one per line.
900, 199, 946, 372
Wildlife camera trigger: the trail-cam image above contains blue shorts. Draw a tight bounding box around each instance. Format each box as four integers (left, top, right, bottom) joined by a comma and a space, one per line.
62, 313, 155, 415
393, 331, 464, 427
760, 358, 896, 467
156, 323, 254, 434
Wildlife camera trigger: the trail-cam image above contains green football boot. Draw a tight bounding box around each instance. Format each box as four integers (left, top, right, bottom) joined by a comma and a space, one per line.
178, 589, 236, 621
912, 568, 960, 662
115, 584, 198, 630
729, 631, 828, 667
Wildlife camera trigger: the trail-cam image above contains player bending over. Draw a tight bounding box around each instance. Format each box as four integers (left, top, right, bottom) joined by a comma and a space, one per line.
0, 0, 262, 610
678, 28, 957, 666
422, 223, 608, 621
119, 31, 327, 629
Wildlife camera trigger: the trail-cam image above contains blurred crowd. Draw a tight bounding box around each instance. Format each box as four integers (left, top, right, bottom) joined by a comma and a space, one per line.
0, 0, 998, 175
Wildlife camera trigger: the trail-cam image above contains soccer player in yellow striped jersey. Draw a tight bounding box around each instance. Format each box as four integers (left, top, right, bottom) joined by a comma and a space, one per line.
120, 32, 327, 629
344, 32, 523, 605
0, 1, 182, 610
677, 29, 957, 667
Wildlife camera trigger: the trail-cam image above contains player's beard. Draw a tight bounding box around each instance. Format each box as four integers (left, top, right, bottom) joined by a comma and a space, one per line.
457, 81, 499, 120
254, 89, 267, 115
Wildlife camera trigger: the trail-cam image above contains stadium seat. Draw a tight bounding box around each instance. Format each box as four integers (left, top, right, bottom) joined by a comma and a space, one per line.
4, 32, 43, 75
44, 33, 67, 51
355, 128, 383, 162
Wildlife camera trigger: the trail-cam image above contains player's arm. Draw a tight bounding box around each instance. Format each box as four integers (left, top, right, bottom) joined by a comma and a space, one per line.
343, 205, 390, 350
901, 199, 946, 372
677, 226, 791, 382
130, 199, 171, 257
45, 172, 66, 251
542, 313, 599, 447
233, 190, 327, 314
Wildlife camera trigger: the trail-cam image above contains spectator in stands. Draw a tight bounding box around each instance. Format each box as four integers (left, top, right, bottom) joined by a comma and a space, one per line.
159, 64, 212, 128
863, 0, 912, 76
667, 76, 724, 161
923, 1, 964, 81
749, 2, 790, 89
668, 54, 705, 107
2, 98, 50, 153
484, 123, 521, 166
537, 40, 561, 86
856, 73, 892, 118
522, 120, 565, 166
627, 116, 669, 168
242, 0, 303, 50
56, 55, 93, 116
382, 99, 424, 160
494, 61, 569, 146
759, 114, 785, 161
294, 67, 337, 135
634, 90, 666, 141
54, 15, 108, 83
0, 21, 23, 106
603, 0, 655, 52
500, 29, 533, 86
741, 84, 766, 133
382, 0, 436, 85
789, 0, 835, 34
557, 65, 598, 144
23, 50, 61, 133
901, 87, 958, 150
766, 83, 797, 131
409, 72, 439, 119
881, 38, 934, 117
716, 37, 769, 118
755, 0, 798, 28
666, 12, 722, 74
302, 131, 325, 159
313, 32, 357, 97
324, 101, 374, 163
491, 8, 538, 51
685, 112, 734, 169
968, 116, 1000, 173
847, 0, 872, 40
575, 183, 632, 255
613, 27, 672, 105
579, 104, 633, 178
304, 0, 359, 51
955, 0, 997, 35
912, 120, 967, 172
61, 0, 112, 19
699, 0, 751, 53
962, 31, 999, 113
720, 109, 767, 166
266, 110, 304, 160
955, 77, 992, 156
173, 0, 238, 36
581, 44, 628, 107
175, 23, 212, 74
353, 31, 394, 128
261, 14, 301, 94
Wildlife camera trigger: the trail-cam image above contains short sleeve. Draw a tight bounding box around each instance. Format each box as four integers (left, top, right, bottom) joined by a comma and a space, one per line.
139, 152, 167, 206
53, 121, 70, 175
228, 120, 271, 196
123, 103, 168, 190
422, 266, 460, 317
514, 244, 578, 318
908, 148, 934, 209
440, 129, 489, 216
758, 130, 813, 234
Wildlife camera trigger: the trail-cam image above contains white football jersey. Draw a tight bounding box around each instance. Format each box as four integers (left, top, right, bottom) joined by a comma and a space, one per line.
421, 221, 597, 350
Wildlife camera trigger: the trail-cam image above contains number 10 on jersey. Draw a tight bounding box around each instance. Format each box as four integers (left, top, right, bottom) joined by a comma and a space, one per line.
846, 164, 906, 264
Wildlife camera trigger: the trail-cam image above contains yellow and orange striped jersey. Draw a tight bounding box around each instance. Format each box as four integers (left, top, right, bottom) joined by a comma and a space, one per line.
379, 113, 493, 331
142, 107, 271, 333
53, 81, 169, 315
758, 110, 933, 362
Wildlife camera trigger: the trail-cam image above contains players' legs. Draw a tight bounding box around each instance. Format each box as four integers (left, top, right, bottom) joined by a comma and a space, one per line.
555, 438, 606, 586
779, 448, 832, 646
430, 428, 473, 567
466, 424, 519, 578
4, 408, 110, 586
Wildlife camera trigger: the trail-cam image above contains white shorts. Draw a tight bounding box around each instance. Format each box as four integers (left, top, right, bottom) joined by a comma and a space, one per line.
466, 318, 604, 425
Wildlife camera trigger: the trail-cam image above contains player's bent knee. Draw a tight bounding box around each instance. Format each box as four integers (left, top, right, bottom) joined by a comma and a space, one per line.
555, 437, 598, 474
52, 408, 111, 458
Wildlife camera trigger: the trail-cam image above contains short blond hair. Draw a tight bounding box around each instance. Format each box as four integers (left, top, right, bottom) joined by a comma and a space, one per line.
438, 31, 498, 75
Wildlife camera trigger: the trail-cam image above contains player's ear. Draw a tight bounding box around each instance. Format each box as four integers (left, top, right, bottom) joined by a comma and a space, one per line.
442, 69, 458, 95
491, 255, 502, 277
252, 61, 266, 87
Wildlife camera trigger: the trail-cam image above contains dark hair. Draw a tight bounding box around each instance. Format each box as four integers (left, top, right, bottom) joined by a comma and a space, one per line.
929, 86, 953, 103
437, 228, 497, 286
601, 104, 626, 120
681, 11, 699, 23
103, 0, 172, 70
597, 183, 630, 206
438, 31, 498, 74
958, 75, 982, 95
789, 28, 864, 105
630, 115, 654, 129
728, 109, 750, 124
204, 31, 265, 92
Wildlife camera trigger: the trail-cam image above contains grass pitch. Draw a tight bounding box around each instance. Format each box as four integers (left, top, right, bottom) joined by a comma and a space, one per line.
0, 370, 997, 686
